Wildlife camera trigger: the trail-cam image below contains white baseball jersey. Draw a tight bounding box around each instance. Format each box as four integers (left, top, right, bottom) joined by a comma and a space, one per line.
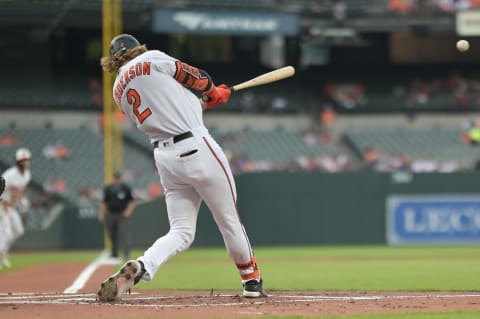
1, 166, 31, 206
113, 50, 204, 143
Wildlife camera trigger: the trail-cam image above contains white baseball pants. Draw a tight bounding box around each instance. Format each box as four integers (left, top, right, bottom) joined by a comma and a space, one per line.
0, 206, 24, 252
138, 127, 259, 282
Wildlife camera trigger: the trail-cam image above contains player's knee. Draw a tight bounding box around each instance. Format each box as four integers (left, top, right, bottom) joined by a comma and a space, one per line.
172, 228, 195, 251
181, 230, 195, 249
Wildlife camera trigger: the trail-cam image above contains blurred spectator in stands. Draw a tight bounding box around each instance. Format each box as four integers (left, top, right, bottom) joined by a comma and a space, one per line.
301, 128, 331, 145
391, 153, 412, 172
314, 155, 340, 172
292, 153, 352, 172
98, 110, 127, 132
270, 96, 288, 113
257, 95, 270, 113
253, 159, 273, 172
319, 105, 336, 137
405, 99, 418, 123
220, 132, 246, 145
88, 188, 103, 200
324, 82, 366, 110
89, 77, 101, 91
148, 182, 164, 199
228, 152, 254, 174
452, 89, 470, 110
78, 186, 91, 199
302, 130, 319, 145
474, 156, 480, 170
461, 118, 480, 144
410, 158, 438, 172
438, 160, 459, 173
460, 118, 480, 145
51, 178, 67, 194
78, 186, 95, 202
363, 146, 390, 171
437, 0, 455, 12
455, 0, 471, 10
310, 0, 325, 14
393, 84, 407, 99
295, 155, 315, 171
132, 188, 149, 201
471, 0, 480, 9
446, 72, 463, 91
89, 78, 102, 108
43, 177, 67, 194
332, 1, 347, 24
408, 80, 430, 106
0, 133, 19, 147
122, 168, 139, 183
240, 92, 256, 113
91, 92, 102, 108
42, 142, 71, 160
77, 186, 97, 209
388, 0, 412, 14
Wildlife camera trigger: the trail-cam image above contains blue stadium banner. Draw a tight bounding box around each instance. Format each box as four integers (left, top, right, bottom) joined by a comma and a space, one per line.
387, 195, 480, 245
153, 10, 298, 35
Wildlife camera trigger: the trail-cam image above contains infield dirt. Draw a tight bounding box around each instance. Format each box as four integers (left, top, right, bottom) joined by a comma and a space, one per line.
0, 262, 479, 319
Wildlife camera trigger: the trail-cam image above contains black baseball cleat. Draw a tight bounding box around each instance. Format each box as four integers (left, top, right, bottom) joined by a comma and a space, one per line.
97, 260, 146, 302
243, 278, 267, 298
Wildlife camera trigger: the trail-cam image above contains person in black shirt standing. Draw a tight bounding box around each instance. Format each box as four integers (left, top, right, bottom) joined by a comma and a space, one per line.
98, 171, 136, 261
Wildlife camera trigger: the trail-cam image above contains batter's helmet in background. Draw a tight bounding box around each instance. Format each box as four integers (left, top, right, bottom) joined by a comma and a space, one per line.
109, 34, 141, 57
15, 148, 32, 162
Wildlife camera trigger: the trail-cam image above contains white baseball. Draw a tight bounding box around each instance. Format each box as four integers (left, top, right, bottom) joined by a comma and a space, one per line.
457, 40, 470, 52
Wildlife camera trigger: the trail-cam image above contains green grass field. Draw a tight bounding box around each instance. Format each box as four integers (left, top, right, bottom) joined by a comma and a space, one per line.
3, 245, 480, 319
146, 245, 480, 291
261, 313, 480, 319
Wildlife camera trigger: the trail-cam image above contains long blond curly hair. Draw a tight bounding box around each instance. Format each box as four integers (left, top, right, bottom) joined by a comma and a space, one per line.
100, 45, 148, 73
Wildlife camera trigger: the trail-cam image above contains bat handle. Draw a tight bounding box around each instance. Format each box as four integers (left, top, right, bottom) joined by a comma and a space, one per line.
229, 86, 235, 93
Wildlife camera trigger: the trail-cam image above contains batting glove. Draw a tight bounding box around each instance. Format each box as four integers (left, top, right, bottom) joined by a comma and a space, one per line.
202, 84, 231, 109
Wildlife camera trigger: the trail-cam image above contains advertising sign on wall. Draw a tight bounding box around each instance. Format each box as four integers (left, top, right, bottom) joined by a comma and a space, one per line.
153, 10, 298, 35
387, 195, 480, 245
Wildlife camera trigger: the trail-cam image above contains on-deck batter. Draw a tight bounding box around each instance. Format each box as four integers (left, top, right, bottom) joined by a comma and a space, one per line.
0, 148, 32, 268
97, 34, 266, 301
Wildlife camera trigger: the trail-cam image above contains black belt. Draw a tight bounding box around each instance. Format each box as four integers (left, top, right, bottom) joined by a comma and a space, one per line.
153, 131, 193, 148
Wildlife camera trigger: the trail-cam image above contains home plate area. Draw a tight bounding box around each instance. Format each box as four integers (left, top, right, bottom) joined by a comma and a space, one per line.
1, 290, 480, 318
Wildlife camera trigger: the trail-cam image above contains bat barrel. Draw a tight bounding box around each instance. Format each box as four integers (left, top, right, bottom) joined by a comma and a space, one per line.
232, 66, 295, 92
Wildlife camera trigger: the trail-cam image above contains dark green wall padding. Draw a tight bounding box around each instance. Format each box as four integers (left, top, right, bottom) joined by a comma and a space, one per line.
13, 172, 480, 250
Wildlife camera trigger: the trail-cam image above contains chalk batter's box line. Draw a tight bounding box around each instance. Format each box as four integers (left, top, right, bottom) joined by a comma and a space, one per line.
0, 293, 480, 308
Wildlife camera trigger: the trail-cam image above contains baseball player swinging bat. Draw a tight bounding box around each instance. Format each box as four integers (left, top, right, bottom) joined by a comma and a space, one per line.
202, 66, 295, 102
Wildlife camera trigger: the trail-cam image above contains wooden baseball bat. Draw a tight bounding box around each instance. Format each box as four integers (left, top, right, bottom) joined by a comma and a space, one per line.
230, 66, 295, 92
201, 66, 295, 103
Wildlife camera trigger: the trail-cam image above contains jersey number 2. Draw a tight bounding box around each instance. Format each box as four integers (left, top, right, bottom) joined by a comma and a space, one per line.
127, 88, 152, 123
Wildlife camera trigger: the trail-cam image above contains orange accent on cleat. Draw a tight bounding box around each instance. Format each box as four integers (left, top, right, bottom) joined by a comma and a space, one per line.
241, 269, 260, 281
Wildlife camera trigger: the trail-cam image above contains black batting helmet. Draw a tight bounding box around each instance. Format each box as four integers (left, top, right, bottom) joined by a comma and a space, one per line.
109, 34, 141, 57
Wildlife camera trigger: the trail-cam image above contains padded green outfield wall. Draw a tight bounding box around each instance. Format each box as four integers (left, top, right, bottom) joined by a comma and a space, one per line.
133, 172, 480, 247
13, 172, 480, 250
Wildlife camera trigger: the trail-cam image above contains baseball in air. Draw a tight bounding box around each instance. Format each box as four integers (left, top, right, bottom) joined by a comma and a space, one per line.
456, 39, 470, 52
